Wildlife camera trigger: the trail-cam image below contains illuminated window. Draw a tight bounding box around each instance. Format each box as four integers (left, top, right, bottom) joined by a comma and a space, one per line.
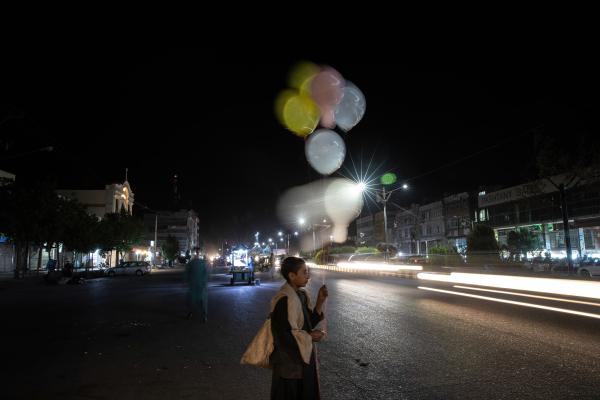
479, 209, 488, 222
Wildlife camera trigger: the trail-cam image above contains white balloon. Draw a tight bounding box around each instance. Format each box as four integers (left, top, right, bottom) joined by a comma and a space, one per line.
277, 180, 329, 228
305, 129, 346, 175
334, 82, 366, 132
324, 178, 364, 243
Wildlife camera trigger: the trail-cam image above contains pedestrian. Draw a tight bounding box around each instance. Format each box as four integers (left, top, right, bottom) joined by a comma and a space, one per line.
185, 252, 208, 322
269, 256, 328, 399
270, 252, 276, 279
63, 260, 73, 277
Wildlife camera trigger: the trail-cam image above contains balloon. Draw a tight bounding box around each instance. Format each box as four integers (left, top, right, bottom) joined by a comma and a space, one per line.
324, 178, 364, 243
276, 177, 364, 248
334, 82, 366, 132
275, 90, 320, 137
319, 104, 337, 129
305, 129, 346, 175
310, 67, 345, 128
380, 172, 397, 185
277, 179, 329, 231
288, 61, 319, 96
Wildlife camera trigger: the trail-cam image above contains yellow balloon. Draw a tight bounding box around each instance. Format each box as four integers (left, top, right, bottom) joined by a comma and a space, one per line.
288, 61, 320, 96
275, 90, 320, 137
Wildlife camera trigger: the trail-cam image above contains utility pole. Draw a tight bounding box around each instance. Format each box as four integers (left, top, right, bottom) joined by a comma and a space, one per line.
154, 214, 158, 266
559, 183, 573, 274
377, 186, 393, 262
376, 182, 409, 262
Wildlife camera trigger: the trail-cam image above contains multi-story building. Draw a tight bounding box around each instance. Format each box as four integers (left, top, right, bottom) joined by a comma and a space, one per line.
392, 193, 472, 255
394, 204, 420, 254
355, 214, 375, 246
443, 192, 471, 253
476, 176, 600, 259
418, 200, 446, 254
144, 209, 200, 260
57, 181, 134, 219
373, 210, 397, 245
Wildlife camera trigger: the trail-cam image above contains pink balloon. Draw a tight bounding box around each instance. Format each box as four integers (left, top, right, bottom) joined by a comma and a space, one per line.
319, 105, 336, 129
310, 66, 345, 127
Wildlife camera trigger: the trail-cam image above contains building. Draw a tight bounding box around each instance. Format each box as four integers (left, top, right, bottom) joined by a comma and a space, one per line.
476, 176, 600, 259
0, 170, 16, 273
0, 169, 15, 185
355, 214, 375, 246
56, 181, 135, 267
144, 209, 200, 261
393, 193, 472, 255
418, 200, 446, 254
57, 181, 134, 219
373, 209, 397, 245
394, 204, 420, 254
443, 192, 471, 253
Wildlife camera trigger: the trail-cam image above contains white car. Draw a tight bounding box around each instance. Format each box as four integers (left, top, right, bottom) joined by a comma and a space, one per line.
107, 261, 151, 277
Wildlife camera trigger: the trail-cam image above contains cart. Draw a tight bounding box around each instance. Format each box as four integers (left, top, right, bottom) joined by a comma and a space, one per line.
229, 247, 257, 285
229, 268, 255, 285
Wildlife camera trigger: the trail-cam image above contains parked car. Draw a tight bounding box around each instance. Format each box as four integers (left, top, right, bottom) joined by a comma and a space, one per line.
106, 261, 151, 277
578, 258, 600, 278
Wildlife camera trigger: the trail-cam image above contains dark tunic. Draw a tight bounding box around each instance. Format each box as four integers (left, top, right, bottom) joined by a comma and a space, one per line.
270, 291, 323, 400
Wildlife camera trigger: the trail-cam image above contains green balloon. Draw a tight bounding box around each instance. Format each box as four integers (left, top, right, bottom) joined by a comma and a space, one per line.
380, 173, 397, 185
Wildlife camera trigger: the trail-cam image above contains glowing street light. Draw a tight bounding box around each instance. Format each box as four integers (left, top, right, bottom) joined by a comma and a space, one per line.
360, 175, 410, 261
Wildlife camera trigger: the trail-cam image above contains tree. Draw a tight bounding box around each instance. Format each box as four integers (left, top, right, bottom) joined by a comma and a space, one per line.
61, 199, 99, 270
0, 179, 60, 277
536, 125, 600, 273
162, 235, 180, 266
507, 228, 542, 261
97, 209, 144, 264
466, 224, 499, 265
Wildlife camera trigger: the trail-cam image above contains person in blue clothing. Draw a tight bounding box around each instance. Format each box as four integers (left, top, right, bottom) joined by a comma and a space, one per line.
185, 253, 208, 322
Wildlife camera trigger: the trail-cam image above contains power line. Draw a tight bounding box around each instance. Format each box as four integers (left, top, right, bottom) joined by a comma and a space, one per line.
398, 126, 541, 183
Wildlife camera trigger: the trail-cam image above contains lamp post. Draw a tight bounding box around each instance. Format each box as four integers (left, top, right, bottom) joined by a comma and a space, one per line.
371, 174, 409, 262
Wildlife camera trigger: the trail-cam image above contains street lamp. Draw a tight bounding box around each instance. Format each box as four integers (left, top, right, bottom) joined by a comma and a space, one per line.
360, 173, 409, 261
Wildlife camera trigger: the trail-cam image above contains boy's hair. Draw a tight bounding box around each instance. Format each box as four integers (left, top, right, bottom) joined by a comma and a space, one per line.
281, 257, 305, 282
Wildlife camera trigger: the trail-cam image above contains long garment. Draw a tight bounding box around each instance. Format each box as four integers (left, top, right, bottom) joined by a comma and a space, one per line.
270, 290, 323, 400
185, 258, 208, 318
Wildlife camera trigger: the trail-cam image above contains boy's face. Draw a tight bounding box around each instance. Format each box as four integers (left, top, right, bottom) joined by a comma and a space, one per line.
289, 264, 310, 287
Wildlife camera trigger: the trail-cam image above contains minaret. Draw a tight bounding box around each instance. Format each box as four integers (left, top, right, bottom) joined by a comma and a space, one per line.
172, 174, 181, 210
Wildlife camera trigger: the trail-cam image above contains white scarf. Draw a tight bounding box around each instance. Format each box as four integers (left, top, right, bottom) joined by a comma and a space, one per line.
270, 282, 314, 364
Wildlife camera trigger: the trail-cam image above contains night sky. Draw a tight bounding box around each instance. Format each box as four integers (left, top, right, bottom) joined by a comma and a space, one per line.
5, 49, 599, 246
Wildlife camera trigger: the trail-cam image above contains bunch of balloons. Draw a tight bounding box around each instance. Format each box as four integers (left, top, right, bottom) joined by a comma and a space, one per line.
275, 62, 366, 175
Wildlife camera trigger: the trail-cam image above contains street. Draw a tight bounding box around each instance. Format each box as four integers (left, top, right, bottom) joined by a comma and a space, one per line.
3, 268, 600, 399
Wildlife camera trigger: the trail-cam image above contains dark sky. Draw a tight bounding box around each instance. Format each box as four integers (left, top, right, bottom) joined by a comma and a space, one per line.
5, 49, 599, 245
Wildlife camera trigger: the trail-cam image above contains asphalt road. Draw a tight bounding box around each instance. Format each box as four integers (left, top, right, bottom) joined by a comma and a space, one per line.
3, 267, 599, 399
